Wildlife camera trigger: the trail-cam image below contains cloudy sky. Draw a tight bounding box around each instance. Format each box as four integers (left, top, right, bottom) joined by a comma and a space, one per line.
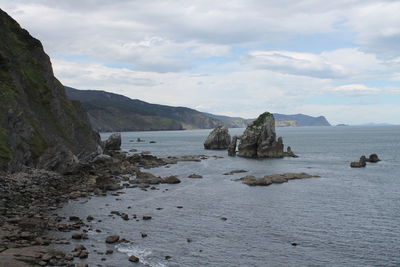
1, 0, 400, 124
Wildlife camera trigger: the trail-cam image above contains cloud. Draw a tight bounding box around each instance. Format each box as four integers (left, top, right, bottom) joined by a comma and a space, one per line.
330, 84, 380, 96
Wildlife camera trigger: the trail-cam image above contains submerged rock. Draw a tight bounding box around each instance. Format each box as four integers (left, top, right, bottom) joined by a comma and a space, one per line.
237, 112, 286, 158
188, 173, 203, 178
235, 173, 319, 186
204, 126, 231, 150
105, 235, 120, 244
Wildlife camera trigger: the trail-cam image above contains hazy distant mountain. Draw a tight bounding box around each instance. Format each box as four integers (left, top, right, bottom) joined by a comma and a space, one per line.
65, 87, 331, 132
273, 113, 331, 126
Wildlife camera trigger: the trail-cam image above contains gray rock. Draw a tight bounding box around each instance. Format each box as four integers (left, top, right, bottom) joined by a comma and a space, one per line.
350, 155, 367, 168
235, 173, 319, 186
228, 135, 238, 156
103, 133, 121, 152
204, 126, 231, 150
237, 112, 285, 158
162, 176, 181, 184
188, 174, 203, 178
105, 235, 120, 244
129, 255, 140, 262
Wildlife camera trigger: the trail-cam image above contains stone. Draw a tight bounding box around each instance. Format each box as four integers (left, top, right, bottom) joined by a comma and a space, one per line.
129, 255, 140, 262
162, 176, 181, 184
237, 112, 285, 158
103, 133, 122, 152
188, 174, 203, 178
223, 169, 248, 175
105, 235, 120, 244
143, 216, 152, 220
79, 250, 89, 258
284, 146, 298, 158
228, 135, 238, 156
235, 173, 319, 186
72, 232, 85, 240
204, 126, 231, 150
367, 153, 380, 163
350, 155, 367, 168
76, 263, 88, 267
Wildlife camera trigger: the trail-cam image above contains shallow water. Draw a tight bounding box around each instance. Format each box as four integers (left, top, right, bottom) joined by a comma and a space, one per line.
53, 126, 400, 266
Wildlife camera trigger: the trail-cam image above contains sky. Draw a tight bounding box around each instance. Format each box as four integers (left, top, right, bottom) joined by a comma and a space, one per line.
1, 0, 400, 124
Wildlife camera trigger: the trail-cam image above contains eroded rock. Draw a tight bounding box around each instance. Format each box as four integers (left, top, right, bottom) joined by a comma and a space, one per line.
204, 126, 231, 150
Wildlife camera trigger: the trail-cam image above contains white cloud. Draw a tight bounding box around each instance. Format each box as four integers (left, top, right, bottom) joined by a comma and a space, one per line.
330, 84, 380, 96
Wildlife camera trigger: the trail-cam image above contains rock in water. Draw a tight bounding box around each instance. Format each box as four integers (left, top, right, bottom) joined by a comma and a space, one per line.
367, 153, 380, 163
103, 133, 121, 152
228, 135, 238, 156
350, 155, 367, 168
238, 112, 285, 158
0, 9, 100, 172
204, 126, 231, 150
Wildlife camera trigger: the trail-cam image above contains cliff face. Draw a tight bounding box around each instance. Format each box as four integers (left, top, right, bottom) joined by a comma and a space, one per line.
0, 9, 100, 172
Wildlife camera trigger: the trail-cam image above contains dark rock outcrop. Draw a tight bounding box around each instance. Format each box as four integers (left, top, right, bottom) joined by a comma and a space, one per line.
350, 156, 367, 168
103, 133, 121, 153
237, 112, 286, 158
204, 126, 231, 150
0, 9, 100, 172
367, 154, 380, 163
228, 135, 238, 156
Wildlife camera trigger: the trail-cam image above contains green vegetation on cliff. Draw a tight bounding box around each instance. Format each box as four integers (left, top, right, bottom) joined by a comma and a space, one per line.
0, 9, 99, 171
252, 112, 273, 127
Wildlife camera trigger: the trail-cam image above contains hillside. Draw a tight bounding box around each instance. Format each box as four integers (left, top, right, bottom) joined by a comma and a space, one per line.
273, 113, 331, 126
65, 87, 223, 131
0, 9, 99, 172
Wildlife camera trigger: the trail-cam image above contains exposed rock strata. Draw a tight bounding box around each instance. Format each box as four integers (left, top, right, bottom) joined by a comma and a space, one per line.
204, 126, 231, 150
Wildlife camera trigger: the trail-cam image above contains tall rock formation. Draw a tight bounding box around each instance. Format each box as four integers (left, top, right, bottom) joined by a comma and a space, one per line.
204, 126, 231, 150
0, 9, 100, 172
237, 112, 285, 158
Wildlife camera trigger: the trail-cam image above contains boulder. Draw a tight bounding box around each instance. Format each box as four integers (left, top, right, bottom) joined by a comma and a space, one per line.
105, 235, 120, 244
188, 174, 203, 178
235, 173, 319, 186
367, 153, 380, 163
350, 155, 367, 168
228, 135, 238, 156
204, 126, 231, 150
237, 112, 285, 158
103, 133, 121, 153
162, 176, 181, 184
284, 146, 298, 158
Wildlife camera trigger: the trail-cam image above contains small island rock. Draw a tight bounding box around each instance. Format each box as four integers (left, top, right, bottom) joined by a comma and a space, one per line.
204, 126, 231, 150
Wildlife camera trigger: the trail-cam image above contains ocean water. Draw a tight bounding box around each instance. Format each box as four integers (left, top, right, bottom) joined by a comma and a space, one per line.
53, 126, 400, 267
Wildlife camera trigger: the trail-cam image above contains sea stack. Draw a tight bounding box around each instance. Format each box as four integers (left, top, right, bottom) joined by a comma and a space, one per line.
204, 126, 231, 150
237, 112, 285, 158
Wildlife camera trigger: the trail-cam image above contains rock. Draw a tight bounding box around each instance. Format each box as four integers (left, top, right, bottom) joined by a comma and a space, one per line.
72, 232, 86, 240
237, 112, 285, 158
367, 153, 380, 163
69, 216, 80, 221
228, 135, 238, 156
284, 146, 298, 158
162, 176, 181, 184
141, 232, 148, 238
143, 216, 152, 220
223, 169, 248, 175
129, 255, 140, 262
79, 250, 89, 258
204, 126, 231, 150
105, 235, 120, 244
149, 141, 156, 143
103, 133, 122, 152
87, 215, 94, 221
291, 242, 298, 246
76, 263, 88, 267
165, 255, 172, 260
350, 155, 367, 168
106, 249, 113, 254
188, 174, 203, 178
235, 173, 319, 186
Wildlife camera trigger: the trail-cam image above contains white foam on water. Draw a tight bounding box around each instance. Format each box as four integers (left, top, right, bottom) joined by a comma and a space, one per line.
116, 244, 167, 267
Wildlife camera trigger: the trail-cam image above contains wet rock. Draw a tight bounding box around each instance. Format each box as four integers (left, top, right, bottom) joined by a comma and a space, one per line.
141, 232, 148, 238
69, 216, 80, 221
72, 232, 87, 240
86, 215, 94, 221
350, 156, 367, 168
76, 263, 88, 267
106, 249, 113, 254
188, 174, 203, 178
291, 242, 298, 246
204, 126, 231, 150
235, 173, 319, 186
162, 176, 181, 184
105, 235, 120, 244
228, 135, 238, 156
223, 169, 248, 175
284, 146, 298, 158
165, 255, 172, 260
142, 216, 152, 220
129, 255, 140, 262
367, 153, 380, 163
149, 141, 156, 143
79, 250, 89, 258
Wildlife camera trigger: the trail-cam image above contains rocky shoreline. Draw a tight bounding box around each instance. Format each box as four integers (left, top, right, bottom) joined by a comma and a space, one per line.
0, 149, 214, 267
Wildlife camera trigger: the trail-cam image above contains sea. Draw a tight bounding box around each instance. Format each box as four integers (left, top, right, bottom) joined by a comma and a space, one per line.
52, 126, 400, 267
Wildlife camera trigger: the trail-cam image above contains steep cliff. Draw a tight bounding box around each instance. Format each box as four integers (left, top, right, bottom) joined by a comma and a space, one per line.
0, 9, 100, 172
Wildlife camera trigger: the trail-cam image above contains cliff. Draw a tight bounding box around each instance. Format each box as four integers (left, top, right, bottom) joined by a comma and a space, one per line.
0, 9, 100, 172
